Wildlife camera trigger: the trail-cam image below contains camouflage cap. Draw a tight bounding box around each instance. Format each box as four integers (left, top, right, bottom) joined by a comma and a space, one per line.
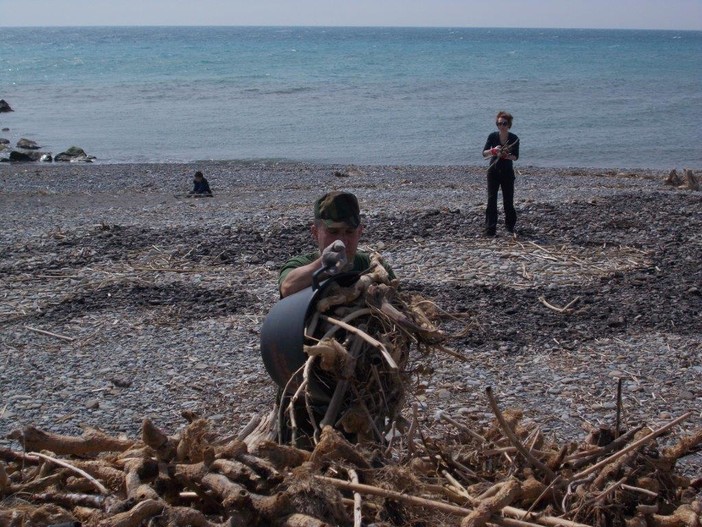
314, 191, 360, 228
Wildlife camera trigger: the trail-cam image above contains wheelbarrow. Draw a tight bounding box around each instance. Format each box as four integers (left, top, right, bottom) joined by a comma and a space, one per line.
260, 268, 361, 402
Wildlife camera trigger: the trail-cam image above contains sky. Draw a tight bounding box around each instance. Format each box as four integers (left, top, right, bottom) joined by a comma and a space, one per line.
0, 0, 701, 30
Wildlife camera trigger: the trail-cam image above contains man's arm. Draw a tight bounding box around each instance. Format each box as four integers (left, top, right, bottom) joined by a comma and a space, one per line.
279, 242, 349, 297
279, 256, 324, 298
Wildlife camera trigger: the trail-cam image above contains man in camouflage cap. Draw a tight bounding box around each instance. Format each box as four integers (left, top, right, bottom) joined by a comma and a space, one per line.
314, 190, 361, 228
279, 191, 394, 297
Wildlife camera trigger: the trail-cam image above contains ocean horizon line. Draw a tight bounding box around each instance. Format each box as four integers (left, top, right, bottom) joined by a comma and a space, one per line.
1, 25, 700, 33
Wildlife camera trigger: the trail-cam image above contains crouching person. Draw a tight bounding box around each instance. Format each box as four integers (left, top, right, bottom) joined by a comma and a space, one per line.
187, 170, 213, 197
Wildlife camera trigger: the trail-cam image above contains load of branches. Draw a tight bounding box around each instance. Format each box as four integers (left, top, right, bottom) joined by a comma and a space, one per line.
273, 253, 450, 448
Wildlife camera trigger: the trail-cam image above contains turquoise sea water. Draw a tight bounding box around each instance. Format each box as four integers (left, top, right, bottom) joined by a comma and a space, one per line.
1, 26, 701, 168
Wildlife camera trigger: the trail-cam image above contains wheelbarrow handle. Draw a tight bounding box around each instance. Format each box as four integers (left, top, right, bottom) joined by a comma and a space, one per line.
312, 265, 333, 291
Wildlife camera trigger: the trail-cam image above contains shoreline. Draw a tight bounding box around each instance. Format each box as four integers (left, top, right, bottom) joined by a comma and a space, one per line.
0, 162, 670, 244
0, 159, 670, 190
1, 157, 683, 172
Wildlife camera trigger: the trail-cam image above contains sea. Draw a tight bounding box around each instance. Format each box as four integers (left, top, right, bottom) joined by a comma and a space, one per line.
1, 26, 701, 169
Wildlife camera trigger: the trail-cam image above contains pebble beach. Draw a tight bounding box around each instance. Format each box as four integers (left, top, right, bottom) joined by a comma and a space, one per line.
0, 161, 700, 476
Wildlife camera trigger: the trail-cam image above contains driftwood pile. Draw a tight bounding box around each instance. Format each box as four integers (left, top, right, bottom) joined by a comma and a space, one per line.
665, 169, 699, 191
1, 405, 700, 527
2, 255, 701, 526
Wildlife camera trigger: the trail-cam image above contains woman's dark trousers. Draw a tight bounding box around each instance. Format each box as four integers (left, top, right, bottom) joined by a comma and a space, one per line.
485, 171, 516, 234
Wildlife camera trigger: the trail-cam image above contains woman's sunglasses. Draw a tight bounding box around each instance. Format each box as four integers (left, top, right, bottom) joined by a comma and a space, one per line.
496, 121, 509, 126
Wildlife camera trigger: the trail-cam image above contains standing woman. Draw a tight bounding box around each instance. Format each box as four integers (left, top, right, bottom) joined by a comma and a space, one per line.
482, 111, 519, 236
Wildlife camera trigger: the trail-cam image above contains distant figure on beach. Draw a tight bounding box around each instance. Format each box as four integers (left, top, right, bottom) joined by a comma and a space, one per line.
188, 171, 213, 197
482, 111, 520, 236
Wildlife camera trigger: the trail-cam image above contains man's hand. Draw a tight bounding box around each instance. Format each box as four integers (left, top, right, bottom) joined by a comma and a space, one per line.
321, 240, 348, 275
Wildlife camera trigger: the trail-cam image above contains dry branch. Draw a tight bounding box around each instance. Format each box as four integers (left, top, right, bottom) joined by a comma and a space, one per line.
486, 387, 557, 482
7, 426, 134, 455
97, 498, 164, 527
568, 411, 692, 482
315, 475, 593, 527
318, 313, 398, 369
29, 452, 110, 495
24, 324, 76, 342
537, 295, 580, 314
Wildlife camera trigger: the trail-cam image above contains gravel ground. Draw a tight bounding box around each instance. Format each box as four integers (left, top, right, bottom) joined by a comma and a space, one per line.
0, 161, 700, 476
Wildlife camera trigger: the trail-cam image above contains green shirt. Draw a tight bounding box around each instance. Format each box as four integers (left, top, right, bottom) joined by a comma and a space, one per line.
278, 251, 396, 291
